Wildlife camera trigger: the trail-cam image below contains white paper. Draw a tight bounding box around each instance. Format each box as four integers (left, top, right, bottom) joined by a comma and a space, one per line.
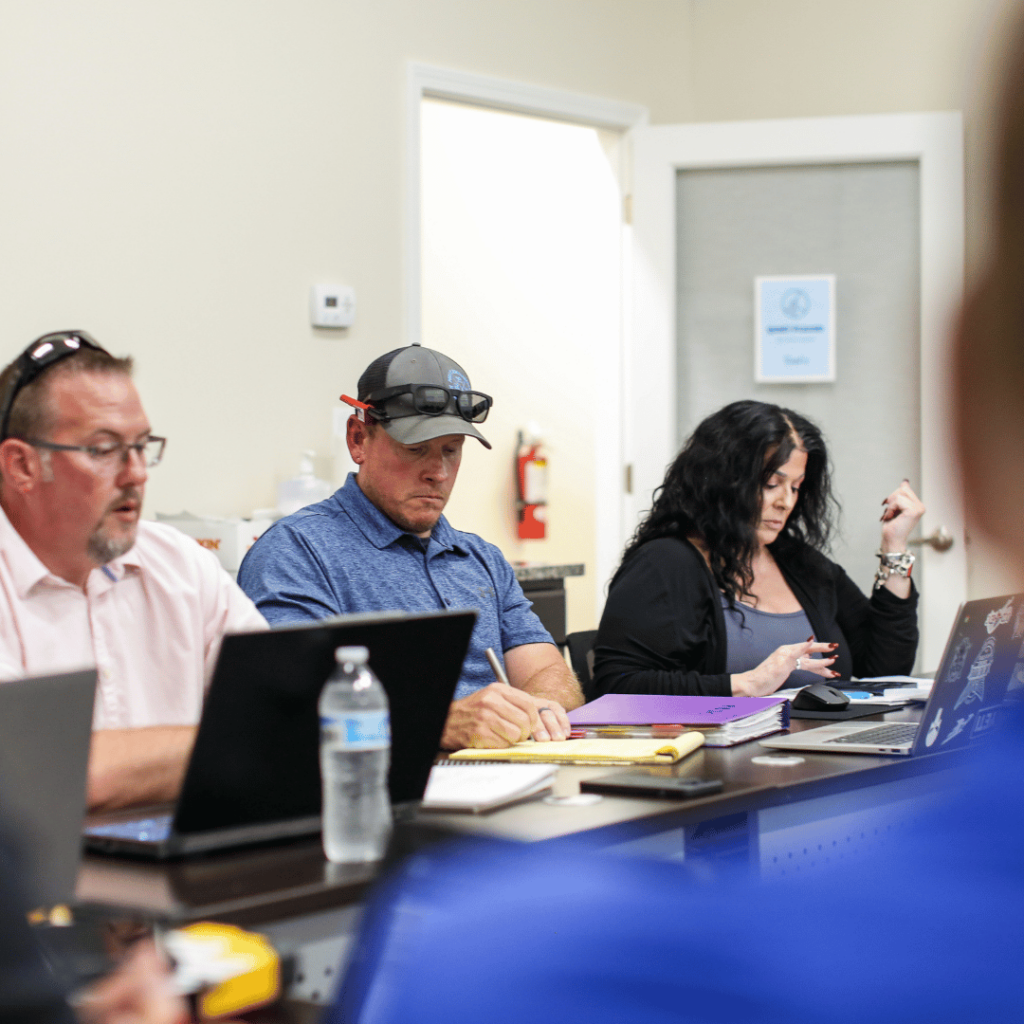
421, 763, 556, 811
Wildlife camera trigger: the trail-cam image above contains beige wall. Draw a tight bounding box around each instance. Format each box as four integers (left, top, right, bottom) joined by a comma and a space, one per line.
0, 0, 693, 525
1, 0, 1013, 614
688, 0, 981, 122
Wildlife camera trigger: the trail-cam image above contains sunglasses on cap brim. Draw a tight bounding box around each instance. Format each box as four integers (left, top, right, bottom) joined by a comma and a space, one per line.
341, 384, 493, 424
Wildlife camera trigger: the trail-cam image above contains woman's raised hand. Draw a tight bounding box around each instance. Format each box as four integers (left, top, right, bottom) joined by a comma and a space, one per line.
880, 479, 926, 552
731, 639, 839, 697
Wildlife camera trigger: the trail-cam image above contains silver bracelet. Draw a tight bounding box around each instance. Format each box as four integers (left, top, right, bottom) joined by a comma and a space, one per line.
873, 550, 916, 591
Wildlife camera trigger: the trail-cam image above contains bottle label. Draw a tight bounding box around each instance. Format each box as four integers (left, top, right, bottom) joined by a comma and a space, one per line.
321, 711, 391, 750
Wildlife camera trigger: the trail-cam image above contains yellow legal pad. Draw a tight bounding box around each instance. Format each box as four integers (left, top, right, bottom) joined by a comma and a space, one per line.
448, 731, 704, 765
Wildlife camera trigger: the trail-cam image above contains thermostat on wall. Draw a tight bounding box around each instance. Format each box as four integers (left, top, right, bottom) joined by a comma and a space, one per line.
310, 284, 356, 329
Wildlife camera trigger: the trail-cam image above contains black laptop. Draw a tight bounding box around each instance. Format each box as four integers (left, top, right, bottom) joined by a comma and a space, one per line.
84, 609, 475, 859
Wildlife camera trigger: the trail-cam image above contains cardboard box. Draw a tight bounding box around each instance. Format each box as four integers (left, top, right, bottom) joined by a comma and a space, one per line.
157, 513, 274, 573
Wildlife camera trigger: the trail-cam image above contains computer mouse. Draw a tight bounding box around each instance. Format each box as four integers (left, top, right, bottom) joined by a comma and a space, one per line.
791, 683, 851, 712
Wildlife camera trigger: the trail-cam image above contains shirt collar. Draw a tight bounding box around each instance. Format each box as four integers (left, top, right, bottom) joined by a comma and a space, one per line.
337, 473, 466, 555
0, 503, 54, 597
428, 513, 464, 555
103, 540, 142, 581
0, 503, 141, 595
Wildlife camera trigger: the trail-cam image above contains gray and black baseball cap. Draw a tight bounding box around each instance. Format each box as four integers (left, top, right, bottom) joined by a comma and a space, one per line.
353, 345, 492, 449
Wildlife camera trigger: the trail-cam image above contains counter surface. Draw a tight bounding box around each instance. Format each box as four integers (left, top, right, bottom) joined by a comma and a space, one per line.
512, 563, 585, 582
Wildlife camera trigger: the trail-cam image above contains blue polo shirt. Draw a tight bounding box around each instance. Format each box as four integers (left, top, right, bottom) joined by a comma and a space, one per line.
237, 474, 554, 699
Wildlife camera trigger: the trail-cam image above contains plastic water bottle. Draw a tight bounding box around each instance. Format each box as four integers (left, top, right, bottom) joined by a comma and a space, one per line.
319, 646, 392, 863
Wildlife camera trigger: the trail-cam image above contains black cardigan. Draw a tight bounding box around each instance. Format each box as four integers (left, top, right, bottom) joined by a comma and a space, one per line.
592, 537, 919, 697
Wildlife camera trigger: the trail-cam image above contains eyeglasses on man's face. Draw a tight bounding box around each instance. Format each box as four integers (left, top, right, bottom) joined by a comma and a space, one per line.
27, 436, 167, 470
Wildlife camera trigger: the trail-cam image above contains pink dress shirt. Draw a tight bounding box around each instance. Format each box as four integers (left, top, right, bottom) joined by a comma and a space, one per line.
0, 508, 267, 729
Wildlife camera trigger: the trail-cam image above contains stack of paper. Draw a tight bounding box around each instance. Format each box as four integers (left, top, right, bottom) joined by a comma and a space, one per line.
776, 677, 933, 706
421, 763, 557, 813
859, 676, 934, 702
567, 694, 788, 747
697, 704, 790, 746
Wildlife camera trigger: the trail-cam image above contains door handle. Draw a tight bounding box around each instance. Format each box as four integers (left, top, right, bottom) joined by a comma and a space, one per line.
907, 526, 954, 552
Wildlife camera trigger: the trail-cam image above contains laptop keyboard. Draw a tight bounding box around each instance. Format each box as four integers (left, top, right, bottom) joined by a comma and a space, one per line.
824, 723, 919, 746
85, 814, 173, 842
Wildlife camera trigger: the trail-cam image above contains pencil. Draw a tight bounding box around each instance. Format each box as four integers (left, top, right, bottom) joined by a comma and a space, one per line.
485, 646, 511, 686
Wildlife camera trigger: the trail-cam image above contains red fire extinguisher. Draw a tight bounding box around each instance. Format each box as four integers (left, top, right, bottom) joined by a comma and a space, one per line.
516, 427, 548, 540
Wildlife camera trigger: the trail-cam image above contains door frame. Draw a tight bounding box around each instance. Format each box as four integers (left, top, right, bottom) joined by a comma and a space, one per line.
406, 64, 648, 615
629, 113, 965, 670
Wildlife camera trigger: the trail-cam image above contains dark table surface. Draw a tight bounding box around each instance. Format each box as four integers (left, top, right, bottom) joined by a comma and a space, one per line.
75, 700, 962, 926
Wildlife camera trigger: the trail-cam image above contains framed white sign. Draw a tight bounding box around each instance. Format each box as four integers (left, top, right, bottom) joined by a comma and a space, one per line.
755, 274, 836, 383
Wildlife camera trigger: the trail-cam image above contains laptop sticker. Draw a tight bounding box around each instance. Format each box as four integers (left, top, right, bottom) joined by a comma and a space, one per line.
956, 637, 996, 709
926, 707, 944, 747
947, 637, 971, 681
942, 713, 973, 745
985, 597, 1014, 634
971, 708, 1001, 738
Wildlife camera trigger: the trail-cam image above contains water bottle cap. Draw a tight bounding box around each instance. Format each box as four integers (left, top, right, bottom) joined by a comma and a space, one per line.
334, 645, 369, 664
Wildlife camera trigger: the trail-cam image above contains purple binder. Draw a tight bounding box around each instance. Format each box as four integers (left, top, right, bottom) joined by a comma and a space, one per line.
567, 693, 788, 726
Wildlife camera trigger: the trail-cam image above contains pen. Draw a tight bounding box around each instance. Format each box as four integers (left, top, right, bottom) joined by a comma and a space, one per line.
485, 646, 510, 686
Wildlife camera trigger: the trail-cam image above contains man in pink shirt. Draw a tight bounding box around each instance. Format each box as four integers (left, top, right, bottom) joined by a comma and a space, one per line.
0, 332, 266, 810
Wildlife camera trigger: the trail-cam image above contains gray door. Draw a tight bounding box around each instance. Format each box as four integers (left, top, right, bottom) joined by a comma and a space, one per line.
674, 161, 921, 600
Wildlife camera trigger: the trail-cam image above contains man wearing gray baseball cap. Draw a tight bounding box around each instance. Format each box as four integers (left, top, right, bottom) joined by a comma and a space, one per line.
238, 344, 583, 749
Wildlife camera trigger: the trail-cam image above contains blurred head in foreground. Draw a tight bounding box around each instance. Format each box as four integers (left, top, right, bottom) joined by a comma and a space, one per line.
954, 9, 1024, 584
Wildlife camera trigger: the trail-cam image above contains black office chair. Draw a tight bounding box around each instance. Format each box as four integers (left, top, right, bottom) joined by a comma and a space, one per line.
565, 629, 599, 703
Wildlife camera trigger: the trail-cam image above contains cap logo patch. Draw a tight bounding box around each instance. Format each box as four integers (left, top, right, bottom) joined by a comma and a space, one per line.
447, 369, 470, 391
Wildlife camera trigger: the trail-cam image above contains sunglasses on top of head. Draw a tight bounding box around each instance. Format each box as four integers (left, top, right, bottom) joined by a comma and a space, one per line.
0, 331, 108, 442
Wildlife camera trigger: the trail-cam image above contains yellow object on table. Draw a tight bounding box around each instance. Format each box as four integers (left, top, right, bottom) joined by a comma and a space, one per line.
448, 731, 704, 765
164, 921, 280, 1019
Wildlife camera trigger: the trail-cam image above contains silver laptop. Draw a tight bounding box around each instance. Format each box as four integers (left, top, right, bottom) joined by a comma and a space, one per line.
759, 593, 1024, 756
0, 669, 96, 908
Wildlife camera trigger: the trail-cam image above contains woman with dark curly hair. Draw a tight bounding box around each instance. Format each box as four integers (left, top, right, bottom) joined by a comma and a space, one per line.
593, 400, 924, 697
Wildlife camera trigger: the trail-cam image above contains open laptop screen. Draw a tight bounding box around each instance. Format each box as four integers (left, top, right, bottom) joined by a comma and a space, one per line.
0, 670, 96, 907
171, 609, 475, 837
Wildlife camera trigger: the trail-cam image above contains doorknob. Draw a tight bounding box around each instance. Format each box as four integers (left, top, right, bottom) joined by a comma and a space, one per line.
907, 526, 954, 552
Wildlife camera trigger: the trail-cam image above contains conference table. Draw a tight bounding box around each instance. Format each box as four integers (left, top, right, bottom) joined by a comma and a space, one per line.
75, 701, 966, 1007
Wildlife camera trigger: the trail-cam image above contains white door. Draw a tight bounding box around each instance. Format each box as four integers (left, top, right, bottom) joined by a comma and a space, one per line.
406, 65, 648, 627
627, 114, 965, 672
